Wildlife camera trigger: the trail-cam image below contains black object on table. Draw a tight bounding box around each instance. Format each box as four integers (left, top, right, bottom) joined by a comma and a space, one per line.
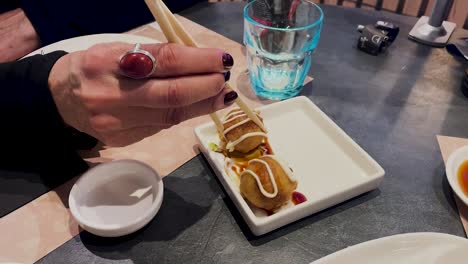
357, 21, 399, 55
445, 38, 468, 98
462, 69, 468, 97
446, 38, 468, 61
32, 2, 468, 263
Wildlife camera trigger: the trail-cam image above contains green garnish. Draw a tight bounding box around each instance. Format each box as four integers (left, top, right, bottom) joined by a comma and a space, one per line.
209, 142, 221, 152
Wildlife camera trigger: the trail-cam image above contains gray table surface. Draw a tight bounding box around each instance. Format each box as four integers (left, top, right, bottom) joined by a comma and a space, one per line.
38, 2, 468, 264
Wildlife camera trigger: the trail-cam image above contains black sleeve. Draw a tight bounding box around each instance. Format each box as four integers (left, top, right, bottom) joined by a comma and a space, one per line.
0, 51, 92, 176
0, 0, 19, 13
19, 0, 205, 46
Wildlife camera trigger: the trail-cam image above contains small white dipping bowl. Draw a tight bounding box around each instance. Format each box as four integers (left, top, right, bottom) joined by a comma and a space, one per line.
69, 159, 163, 237
446, 146, 468, 206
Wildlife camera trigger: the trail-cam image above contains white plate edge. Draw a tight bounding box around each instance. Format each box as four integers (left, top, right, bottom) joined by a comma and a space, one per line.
310, 232, 468, 264
23, 33, 160, 58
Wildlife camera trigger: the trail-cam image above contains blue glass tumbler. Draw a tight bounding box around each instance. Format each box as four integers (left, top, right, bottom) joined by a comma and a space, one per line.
244, 0, 323, 100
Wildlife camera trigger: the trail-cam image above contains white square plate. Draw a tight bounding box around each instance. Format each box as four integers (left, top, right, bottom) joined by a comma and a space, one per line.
194, 96, 385, 235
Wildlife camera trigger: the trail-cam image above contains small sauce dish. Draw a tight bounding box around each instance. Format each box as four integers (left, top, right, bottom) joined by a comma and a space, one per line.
446, 146, 468, 206
69, 159, 163, 237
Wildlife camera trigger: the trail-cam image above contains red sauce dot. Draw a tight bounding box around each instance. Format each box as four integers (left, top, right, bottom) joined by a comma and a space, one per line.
292, 191, 307, 205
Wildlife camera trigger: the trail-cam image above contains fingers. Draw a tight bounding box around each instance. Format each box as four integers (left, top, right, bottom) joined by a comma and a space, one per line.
98, 42, 233, 78
141, 43, 233, 77
174, 87, 236, 121
125, 72, 226, 108
80, 41, 238, 148
155, 87, 235, 125
82, 43, 233, 109
90, 87, 235, 132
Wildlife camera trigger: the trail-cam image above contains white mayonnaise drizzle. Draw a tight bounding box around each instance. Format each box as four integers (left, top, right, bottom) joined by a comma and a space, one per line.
241, 159, 278, 198
239, 156, 296, 198
223, 110, 245, 122
223, 113, 247, 123
263, 155, 296, 182
223, 118, 251, 136
225, 132, 267, 152
222, 109, 266, 152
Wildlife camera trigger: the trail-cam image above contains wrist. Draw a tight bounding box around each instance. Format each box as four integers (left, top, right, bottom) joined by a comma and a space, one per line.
48, 52, 99, 149
48, 53, 74, 126
48, 53, 70, 93
48, 51, 92, 135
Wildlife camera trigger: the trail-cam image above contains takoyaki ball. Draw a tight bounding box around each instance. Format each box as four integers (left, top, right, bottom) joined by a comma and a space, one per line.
240, 156, 297, 211
223, 110, 264, 153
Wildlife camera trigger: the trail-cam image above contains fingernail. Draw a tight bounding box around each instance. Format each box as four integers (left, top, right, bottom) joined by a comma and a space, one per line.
224, 71, 231, 81
222, 53, 234, 70
224, 91, 238, 105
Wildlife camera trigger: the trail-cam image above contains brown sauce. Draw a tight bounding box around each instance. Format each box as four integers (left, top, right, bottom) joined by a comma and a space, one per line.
265, 209, 274, 216
457, 160, 468, 197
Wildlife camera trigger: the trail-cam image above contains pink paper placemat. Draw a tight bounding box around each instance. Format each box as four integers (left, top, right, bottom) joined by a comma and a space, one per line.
437, 135, 468, 236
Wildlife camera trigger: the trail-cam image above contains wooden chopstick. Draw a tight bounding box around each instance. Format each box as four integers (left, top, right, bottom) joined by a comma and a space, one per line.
233, 95, 266, 131
159, 1, 198, 47
144, 0, 181, 44
145, 0, 224, 133
144, 0, 267, 133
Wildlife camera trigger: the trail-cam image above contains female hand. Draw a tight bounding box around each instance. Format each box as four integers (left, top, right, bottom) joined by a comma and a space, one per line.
48, 42, 237, 147
0, 9, 40, 62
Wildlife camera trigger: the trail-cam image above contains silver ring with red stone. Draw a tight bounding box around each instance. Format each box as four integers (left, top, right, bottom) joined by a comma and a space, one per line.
119, 43, 156, 79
